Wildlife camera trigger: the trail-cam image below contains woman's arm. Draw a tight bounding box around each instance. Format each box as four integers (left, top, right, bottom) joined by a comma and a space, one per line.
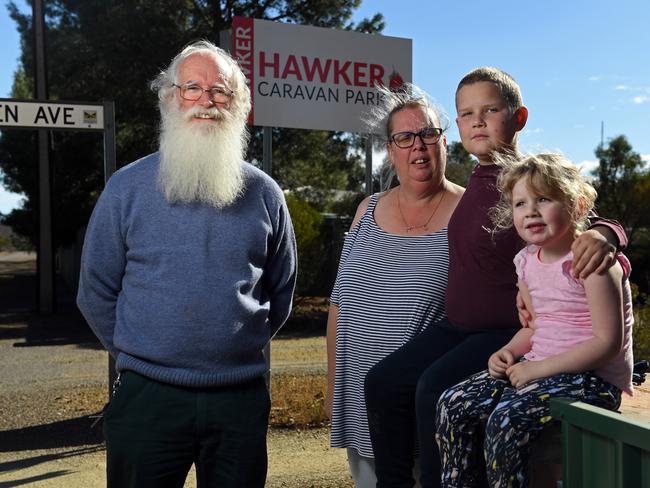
507, 262, 624, 388
325, 303, 339, 419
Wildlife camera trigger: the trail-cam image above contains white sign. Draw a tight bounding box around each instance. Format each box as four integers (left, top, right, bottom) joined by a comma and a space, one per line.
222, 17, 411, 133
0, 99, 104, 130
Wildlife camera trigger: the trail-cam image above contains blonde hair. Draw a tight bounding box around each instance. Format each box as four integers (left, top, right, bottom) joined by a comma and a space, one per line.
456, 66, 523, 114
490, 153, 597, 234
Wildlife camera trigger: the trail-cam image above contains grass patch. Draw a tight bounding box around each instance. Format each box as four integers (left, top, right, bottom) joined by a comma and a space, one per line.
270, 372, 328, 429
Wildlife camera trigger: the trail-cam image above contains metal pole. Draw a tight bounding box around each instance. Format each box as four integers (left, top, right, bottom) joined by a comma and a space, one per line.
365, 135, 373, 196
34, 0, 54, 314
262, 126, 273, 390
103, 102, 117, 182
103, 101, 117, 396
263, 126, 272, 175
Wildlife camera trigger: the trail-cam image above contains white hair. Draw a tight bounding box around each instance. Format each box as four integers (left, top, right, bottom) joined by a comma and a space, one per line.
151, 40, 251, 124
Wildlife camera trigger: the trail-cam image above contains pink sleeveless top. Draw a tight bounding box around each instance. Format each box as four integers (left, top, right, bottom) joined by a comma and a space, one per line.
515, 246, 634, 395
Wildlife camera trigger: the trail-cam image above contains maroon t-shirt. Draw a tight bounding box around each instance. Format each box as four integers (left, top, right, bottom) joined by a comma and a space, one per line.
445, 163, 628, 331
446, 164, 523, 330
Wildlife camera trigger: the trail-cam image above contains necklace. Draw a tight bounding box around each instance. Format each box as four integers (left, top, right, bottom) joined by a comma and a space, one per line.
396, 186, 446, 233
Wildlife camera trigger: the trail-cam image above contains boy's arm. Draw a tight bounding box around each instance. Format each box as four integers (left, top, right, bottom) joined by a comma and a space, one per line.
516, 280, 535, 328
507, 263, 624, 388
572, 216, 627, 279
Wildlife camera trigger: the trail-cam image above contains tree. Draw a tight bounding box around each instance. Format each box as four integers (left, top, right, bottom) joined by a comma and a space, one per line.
592, 135, 650, 294
445, 141, 474, 187
592, 135, 650, 246
0, 0, 384, 247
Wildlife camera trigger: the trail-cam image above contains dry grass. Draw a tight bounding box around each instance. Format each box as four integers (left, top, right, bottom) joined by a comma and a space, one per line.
270, 372, 328, 428
270, 335, 329, 428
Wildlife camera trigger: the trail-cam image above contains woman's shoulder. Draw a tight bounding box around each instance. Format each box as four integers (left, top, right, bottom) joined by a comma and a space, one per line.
349, 192, 385, 230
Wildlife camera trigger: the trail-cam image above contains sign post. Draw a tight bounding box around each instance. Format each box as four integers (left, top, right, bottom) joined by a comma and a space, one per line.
0, 98, 115, 314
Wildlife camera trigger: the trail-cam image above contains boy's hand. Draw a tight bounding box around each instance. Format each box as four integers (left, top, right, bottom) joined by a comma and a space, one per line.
571, 229, 617, 279
516, 291, 533, 327
488, 349, 515, 379
506, 361, 544, 389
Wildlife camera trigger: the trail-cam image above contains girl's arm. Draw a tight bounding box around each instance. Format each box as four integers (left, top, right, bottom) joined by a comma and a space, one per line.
507, 262, 624, 388
325, 304, 339, 419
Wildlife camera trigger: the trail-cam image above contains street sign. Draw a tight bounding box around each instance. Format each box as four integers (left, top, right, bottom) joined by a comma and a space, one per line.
0, 99, 104, 130
221, 17, 412, 133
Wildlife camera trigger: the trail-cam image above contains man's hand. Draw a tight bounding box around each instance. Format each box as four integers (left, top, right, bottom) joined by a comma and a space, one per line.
488, 348, 515, 379
571, 229, 617, 280
506, 361, 545, 389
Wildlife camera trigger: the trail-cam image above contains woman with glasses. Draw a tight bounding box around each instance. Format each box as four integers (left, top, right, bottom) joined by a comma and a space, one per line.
325, 84, 464, 488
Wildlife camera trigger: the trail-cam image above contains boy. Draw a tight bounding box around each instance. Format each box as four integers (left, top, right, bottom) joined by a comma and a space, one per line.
364, 67, 626, 488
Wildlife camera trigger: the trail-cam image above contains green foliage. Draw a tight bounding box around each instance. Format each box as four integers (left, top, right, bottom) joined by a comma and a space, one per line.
592, 136, 650, 293
445, 141, 474, 187
631, 284, 650, 361
592, 135, 650, 246
0, 1, 383, 247
285, 194, 324, 296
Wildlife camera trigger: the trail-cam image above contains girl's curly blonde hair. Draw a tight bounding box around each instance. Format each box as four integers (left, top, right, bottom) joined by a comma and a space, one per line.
490, 152, 598, 235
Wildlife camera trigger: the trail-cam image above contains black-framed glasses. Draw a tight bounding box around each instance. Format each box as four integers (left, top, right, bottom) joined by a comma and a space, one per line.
173, 83, 233, 102
390, 128, 443, 148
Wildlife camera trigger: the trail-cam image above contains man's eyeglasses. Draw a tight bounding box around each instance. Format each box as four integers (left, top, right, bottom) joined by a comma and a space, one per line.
390, 128, 443, 148
173, 83, 233, 103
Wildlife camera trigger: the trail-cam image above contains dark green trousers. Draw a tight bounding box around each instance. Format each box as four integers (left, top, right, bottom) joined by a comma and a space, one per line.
103, 371, 270, 488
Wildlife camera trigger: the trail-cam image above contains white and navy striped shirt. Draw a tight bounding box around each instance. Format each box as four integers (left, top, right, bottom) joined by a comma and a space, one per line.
330, 193, 449, 457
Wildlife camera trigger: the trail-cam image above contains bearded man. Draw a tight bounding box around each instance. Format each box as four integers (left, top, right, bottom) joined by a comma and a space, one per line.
77, 40, 297, 488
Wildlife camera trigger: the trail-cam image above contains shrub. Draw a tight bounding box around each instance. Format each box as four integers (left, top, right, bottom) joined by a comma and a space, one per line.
632, 284, 650, 361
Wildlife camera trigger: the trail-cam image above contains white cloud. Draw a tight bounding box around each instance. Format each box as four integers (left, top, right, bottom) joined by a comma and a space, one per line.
642, 154, 650, 165
579, 159, 599, 176
633, 96, 649, 104
523, 128, 543, 135
615, 85, 629, 90
588, 76, 601, 81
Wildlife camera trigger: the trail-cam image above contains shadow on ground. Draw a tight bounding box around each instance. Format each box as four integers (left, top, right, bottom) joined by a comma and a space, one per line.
0, 415, 104, 453
0, 258, 100, 348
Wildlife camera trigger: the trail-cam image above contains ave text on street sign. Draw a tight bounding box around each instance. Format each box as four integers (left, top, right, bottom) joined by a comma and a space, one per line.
0, 99, 104, 130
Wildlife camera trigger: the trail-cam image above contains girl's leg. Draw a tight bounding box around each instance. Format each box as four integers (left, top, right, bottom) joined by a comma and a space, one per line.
416, 328, 517, 488
436, 370, 507, 488
484, 371, 621, 488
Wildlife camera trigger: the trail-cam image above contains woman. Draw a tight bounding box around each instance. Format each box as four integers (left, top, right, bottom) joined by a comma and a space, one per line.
325, 85, 465, 488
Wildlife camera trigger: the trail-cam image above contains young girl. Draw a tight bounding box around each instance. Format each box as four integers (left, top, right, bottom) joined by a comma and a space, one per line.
434, 153, 634, 488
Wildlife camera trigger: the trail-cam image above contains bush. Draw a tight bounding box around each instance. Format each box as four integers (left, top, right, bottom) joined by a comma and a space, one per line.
285, 194, 324, 296
632, 284, 650, 361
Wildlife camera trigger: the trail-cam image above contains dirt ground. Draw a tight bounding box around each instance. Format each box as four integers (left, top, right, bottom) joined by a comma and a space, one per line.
0, 253, 353, 487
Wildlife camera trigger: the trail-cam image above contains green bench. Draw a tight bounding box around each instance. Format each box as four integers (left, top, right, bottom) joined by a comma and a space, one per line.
549, 398, 650, 488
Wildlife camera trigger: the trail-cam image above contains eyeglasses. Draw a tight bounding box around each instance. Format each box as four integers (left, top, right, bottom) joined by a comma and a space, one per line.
390, 128, 443, 148
173, 83, 233, 103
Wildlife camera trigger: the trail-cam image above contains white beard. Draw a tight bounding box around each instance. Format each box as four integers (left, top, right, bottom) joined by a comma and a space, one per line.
158, 103, 248, 208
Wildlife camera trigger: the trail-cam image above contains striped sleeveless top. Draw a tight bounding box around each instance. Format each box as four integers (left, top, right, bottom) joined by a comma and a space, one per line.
330, 193, 449, 457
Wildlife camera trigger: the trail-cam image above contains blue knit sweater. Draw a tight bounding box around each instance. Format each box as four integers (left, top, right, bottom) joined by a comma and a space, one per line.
77, 153, 297, 387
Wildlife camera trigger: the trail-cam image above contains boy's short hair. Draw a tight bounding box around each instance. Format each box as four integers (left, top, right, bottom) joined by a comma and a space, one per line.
456, 67, 523, 113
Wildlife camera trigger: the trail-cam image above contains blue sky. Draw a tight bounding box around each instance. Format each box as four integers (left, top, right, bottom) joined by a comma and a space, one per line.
1, 0, 649, 214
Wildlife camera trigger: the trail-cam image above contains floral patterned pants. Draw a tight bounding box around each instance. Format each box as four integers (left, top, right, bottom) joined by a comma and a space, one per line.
435, 368, 621, 488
